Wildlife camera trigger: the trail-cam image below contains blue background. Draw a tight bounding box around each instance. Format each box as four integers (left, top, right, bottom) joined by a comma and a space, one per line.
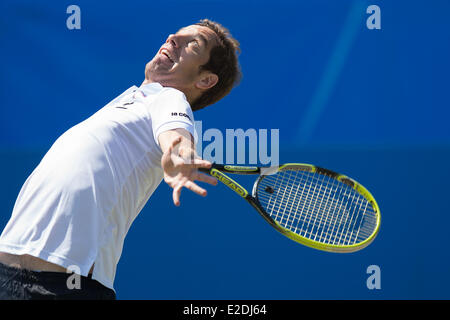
1, 0, 449, 299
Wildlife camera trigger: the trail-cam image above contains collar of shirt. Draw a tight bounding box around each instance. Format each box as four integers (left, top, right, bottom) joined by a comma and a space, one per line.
137, 82, 163, 98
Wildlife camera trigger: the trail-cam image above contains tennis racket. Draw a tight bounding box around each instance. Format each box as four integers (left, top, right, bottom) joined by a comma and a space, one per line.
199, 163, 380, 253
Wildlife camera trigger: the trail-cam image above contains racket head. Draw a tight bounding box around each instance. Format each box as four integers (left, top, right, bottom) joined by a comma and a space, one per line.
253, 163, 381, 253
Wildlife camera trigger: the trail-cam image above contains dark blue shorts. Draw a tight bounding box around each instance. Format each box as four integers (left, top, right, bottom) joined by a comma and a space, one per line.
0, 262, 115, 300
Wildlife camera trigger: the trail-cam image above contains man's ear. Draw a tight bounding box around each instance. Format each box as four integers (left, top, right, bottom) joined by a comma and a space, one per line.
195, 73, 218, 90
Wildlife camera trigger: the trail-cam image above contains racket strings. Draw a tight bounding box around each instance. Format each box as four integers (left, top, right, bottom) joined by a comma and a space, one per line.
283, 171, 375, 246
288, 171, 374, 246
261, 173, 351, 245
259, 172, 370, 231
256, 169, 377, 246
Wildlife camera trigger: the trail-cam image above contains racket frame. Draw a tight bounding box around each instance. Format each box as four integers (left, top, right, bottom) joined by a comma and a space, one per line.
200, 163, 381, 253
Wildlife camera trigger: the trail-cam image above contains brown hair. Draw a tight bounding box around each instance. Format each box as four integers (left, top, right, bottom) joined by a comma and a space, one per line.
192, 19, 242, 111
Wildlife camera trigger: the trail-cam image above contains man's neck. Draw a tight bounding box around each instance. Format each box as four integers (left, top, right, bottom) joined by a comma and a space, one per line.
141, 79, 198, 107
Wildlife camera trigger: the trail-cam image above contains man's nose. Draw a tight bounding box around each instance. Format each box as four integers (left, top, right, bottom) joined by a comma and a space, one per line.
166, 34, 178, 48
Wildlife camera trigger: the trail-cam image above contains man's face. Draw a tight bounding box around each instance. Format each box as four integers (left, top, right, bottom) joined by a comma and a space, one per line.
145, 25, 218, 93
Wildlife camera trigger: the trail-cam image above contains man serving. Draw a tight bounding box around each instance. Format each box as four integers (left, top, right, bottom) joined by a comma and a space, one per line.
0, 19, 241, 300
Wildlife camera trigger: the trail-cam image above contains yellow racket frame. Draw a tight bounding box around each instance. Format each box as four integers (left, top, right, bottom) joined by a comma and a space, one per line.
267, 164, 381, 253
203, 163, 381, 253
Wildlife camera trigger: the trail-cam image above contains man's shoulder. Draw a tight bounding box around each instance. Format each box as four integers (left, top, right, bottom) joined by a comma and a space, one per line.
151, 87, 191, 111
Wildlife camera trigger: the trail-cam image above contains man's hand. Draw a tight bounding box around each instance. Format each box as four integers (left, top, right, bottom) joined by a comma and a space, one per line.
160, 131, 217, 206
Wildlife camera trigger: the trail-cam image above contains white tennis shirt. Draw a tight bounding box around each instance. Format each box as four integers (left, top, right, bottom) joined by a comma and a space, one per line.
0, 82, 196, 290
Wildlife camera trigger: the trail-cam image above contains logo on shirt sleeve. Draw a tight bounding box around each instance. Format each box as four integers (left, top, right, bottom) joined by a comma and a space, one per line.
171, 112, 191, 121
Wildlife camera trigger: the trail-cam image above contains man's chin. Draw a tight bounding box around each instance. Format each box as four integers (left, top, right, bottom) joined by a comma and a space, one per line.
145, 62, 167, 82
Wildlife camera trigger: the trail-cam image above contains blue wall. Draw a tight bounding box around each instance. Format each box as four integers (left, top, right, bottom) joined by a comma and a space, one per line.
1, 0, 449, 299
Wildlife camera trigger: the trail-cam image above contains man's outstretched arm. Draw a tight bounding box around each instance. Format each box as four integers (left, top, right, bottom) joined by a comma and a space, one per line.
158, 128, 217, 206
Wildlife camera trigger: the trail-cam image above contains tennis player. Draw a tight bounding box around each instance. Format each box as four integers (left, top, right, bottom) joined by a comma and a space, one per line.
0, 19, 241, 300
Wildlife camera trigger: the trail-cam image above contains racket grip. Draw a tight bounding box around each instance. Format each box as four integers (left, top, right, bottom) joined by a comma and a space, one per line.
198, 164, 260, 174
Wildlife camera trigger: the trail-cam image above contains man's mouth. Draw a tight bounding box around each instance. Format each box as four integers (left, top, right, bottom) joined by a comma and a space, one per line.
160, 48, 174, 63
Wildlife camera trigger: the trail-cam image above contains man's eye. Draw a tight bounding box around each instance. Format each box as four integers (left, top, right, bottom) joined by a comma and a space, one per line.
190, 40, 199, 46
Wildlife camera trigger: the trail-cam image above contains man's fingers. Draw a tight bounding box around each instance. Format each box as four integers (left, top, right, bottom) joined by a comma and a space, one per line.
172, 180, 208, 207
194, 172, 218, 186
181, 158, 212, 169
172, 185, 182, 207
184, 181, 207, 197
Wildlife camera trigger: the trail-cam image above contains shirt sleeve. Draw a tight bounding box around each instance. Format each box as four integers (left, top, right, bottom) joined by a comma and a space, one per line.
150, 88, 197, 148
